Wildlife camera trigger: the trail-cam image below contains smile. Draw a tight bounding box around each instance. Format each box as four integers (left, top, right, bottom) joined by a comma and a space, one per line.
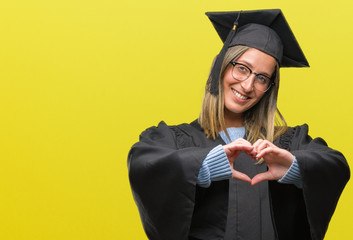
231, 89, 249, 100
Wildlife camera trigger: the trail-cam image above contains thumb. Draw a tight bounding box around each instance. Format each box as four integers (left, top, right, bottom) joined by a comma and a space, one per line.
232, 170, 252, 183
251, 172, 274, 185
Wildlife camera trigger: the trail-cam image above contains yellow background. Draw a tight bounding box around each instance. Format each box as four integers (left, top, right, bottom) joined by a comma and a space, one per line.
0, 0, 352, 239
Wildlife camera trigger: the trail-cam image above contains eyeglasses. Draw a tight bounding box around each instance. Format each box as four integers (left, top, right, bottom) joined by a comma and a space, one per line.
230, 62, 274, 92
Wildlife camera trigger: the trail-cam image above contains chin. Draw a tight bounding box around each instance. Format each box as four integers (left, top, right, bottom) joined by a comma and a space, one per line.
225, 102, 253, 114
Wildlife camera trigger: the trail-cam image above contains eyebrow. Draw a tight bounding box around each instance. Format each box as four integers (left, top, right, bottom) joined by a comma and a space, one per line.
236, 60, 273, 77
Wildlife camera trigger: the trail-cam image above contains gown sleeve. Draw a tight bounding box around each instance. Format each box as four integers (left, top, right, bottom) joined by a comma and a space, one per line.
127, 121, 217, 240
289, 124, 350, 240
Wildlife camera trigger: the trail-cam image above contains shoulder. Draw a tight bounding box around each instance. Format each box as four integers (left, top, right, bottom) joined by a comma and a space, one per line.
140, 120, 201, 138
138, 121, 175, 147
139, 120, 206, 148
275, 124, 311, 150
287, 123, 309, 135
276, 123, 338, 152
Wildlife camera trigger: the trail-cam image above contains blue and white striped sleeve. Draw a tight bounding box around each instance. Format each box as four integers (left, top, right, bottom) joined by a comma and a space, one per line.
197, 145, 232, 188
278, 156, 302, 188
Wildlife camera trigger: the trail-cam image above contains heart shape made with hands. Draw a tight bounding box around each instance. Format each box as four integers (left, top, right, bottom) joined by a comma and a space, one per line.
222, 138, 295, 185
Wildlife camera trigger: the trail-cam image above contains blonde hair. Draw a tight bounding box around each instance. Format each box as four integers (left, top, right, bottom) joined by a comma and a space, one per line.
198, 45, 287, 143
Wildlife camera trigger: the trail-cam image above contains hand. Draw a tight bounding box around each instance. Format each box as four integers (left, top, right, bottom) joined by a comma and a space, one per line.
251, 139, 294, 185
223, 138, 257, 183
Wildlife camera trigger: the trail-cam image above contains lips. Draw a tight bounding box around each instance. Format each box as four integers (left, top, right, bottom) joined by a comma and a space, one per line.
231, 88, 250, 100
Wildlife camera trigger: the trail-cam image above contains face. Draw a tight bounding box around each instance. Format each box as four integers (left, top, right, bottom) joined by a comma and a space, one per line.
223, 48, 276, 125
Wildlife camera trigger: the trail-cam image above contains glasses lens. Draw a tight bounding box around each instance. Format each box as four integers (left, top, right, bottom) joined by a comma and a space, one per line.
254, 75, 271, 92
231, 62, 272, 92
232, 64, 249, 81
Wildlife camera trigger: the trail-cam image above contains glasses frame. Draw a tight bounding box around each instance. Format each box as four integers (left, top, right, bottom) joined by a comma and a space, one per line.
230, 61, 275, 92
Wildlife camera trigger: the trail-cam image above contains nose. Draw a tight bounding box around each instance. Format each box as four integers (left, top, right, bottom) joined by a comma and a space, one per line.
240, 74, 255, 92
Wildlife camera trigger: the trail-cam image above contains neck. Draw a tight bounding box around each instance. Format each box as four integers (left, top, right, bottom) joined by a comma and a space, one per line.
224, 109, 244, 128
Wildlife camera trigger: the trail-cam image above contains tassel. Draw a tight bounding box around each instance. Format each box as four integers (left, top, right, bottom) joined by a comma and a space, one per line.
209, 13, 241, 95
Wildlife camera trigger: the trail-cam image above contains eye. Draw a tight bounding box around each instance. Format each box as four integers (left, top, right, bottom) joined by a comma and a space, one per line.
255, 75, 270, 85
236, 64, 248, 73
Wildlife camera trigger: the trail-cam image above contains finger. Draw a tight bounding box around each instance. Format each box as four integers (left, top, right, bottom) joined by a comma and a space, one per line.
227, 144, 254, 152
230, 138, 253, 149
228, 150, 243, 163
255, 140, 274, 153
244, 148, 257, 159
257, 148, 294, 168
256, 146, 279, 159
224, 145, 254, 159
251, 171, 275, 185
232, 138, 252, 145
223, 146, 244, 160
232, 170, 252, 183
223, 141, 250, 150
252, 139, 264, 150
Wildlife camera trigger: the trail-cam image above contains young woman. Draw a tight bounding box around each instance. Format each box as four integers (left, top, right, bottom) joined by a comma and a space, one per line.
128, 9, 350, 240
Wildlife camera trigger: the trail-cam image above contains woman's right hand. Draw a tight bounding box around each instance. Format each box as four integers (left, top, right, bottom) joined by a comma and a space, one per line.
223, 138, 256, 183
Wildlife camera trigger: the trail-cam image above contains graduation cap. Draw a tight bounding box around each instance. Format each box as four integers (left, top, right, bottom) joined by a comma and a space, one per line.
206, 9, 309, 95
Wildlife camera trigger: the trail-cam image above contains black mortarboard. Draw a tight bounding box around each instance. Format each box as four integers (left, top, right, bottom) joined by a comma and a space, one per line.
206, 9, 309, 95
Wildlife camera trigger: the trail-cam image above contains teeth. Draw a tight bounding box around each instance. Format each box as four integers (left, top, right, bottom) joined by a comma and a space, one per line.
232, 89, 248, 100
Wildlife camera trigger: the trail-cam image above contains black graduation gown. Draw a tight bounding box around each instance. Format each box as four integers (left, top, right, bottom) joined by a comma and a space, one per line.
127, 120, 350, 240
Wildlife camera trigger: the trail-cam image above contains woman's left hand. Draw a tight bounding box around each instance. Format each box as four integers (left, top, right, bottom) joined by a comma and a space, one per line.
251, 139, 294, 185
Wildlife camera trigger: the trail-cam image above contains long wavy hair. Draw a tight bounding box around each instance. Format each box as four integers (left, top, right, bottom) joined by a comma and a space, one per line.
198, 45, 287, 143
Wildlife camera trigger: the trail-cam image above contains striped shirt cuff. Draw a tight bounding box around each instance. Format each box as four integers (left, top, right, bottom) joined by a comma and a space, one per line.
278, 156, 303, 188
197, 145, 232, 188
